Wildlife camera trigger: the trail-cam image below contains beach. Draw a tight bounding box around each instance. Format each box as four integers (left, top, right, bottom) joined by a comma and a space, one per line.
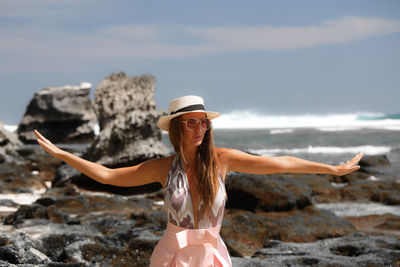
1, 87, 400, 265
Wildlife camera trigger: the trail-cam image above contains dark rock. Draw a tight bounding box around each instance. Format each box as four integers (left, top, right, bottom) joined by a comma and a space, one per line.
226, 172, 312, 212
4, 204, 48, 226
0, 246, 19, 264
221, 210, 269, 257
263, 206, 355, 242
0, 144, 62, 194
17, 82, 97, 144
359, 155, 391, 167
250, 233, 400, 267
221, 206, 355, 257
131, 210, 168, 229
84, 72, 168, 168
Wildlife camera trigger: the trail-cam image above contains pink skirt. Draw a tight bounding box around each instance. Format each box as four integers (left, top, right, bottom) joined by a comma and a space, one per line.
150, 222, 232, 267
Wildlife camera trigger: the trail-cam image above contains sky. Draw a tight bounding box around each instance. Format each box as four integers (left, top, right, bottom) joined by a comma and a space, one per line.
1, 0, 400, 125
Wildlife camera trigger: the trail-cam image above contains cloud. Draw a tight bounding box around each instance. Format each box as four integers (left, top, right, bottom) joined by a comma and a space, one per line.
0, 0, 92, 19
187, 17, 400, 51
1, 16, 400, 71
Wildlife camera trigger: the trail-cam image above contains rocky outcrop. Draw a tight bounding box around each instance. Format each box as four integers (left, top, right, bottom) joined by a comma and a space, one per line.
225, 173, 312, 212
1, 153, 400, 266
221, 206, 355, 257
17, 82, 97, 144
51, 72, 169, 194
84, 72, 168, 168
231, 232, 400, 267
0, 145, 62, 194
1, 187, 398, 266
0, 122, 22, 163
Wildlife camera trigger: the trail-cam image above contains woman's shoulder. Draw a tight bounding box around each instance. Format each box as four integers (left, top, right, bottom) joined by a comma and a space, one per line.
147, 154, 176, 187
152, 154, 175, 166
215, 147, 238, 158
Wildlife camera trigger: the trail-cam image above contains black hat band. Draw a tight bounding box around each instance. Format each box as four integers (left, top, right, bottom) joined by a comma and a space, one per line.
170, 104, 205, 115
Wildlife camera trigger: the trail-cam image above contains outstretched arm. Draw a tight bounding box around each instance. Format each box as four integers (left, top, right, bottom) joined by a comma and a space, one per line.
219, 148, 362, 176
34, 130, 168, 187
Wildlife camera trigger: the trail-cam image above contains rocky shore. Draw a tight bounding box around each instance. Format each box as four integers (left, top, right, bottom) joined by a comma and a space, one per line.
0, 72, 399, 266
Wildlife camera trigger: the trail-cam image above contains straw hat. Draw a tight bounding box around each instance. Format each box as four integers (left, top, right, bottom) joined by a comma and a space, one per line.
158, 95, 220, 132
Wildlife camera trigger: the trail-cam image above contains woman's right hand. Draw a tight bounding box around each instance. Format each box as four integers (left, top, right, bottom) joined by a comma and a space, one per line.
34, 130, 66, 159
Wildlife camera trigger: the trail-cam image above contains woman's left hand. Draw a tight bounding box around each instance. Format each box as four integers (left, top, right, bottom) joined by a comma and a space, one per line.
333, 153, 363, 176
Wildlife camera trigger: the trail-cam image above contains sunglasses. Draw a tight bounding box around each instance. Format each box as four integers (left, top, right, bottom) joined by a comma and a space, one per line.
181, 118, 211, 130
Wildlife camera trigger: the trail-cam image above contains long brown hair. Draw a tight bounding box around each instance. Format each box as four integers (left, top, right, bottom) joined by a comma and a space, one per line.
169, 115, 220, 215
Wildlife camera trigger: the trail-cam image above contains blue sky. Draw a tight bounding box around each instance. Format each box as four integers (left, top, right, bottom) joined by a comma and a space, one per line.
1, 0, 400, 124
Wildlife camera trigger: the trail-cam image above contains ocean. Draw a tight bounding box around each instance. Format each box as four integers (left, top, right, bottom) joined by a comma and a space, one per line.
5, 111, 400, 167
162, 111, 400, 169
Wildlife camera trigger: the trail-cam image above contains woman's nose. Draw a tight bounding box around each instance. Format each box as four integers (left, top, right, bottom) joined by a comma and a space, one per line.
193, 122, 203, 131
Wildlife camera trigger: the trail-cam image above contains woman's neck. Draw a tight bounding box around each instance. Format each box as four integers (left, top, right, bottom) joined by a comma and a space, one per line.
182, 145, 198, 167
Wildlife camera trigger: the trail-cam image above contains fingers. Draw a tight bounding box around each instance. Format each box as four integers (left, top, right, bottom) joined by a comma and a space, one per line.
34, 129, 51, 144
347, 153, 363, 166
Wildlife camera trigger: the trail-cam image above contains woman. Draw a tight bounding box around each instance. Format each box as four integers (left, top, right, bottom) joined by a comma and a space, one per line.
34, 95, 363, 266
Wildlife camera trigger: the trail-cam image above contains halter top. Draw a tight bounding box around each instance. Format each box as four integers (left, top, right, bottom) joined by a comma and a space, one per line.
164, 154, 226, 229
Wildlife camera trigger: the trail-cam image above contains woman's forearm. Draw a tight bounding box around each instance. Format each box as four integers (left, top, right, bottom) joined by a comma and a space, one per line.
276, 156, 336, 174
58, 150, 111, 184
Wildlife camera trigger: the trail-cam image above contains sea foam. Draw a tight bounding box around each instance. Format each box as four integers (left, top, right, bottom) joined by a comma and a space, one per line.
248, 145, 392, 156
213, 111, 400, 130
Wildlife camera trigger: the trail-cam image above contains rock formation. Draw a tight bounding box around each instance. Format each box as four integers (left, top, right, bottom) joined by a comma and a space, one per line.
84, 72, 168, 167
17, 82, 97, 144
0, 121, 22, 163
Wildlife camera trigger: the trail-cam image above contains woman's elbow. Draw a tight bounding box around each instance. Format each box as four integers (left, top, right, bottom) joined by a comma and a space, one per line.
98, 168, 114, 185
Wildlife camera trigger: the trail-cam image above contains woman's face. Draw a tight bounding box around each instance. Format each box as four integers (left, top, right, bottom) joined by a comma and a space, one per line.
181, 112, 208, 148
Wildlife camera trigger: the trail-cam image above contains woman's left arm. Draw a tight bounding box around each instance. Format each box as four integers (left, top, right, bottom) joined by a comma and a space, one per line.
219, 148, 363, 176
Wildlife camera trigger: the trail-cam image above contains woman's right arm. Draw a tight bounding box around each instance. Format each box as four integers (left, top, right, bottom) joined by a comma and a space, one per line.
34, 130, 169, 187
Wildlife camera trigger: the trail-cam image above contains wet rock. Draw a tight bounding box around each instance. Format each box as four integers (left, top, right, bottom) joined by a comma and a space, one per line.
226, 173, 312, 212
346, 214, 400, 237
17, 82, 97, 144
338, 178, 400, 204
221, 206, 355, 257
84, 71, 168, 168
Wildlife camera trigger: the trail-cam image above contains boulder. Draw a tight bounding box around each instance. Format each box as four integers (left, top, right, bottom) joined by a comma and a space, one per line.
221, 206, 355, 257
225, 172, 312, 212
17, 82, 97, 144
359, 155, 391, 167
84, 72, 168, 168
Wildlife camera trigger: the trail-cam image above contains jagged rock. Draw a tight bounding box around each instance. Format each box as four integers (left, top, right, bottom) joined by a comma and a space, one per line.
84, 71, 168, 168
225, 173, 312, 212
17, 82, 97, 144
0, 121, 22, 163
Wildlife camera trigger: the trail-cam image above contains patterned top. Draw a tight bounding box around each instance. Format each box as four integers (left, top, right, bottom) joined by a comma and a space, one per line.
164, 154, 226, 229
